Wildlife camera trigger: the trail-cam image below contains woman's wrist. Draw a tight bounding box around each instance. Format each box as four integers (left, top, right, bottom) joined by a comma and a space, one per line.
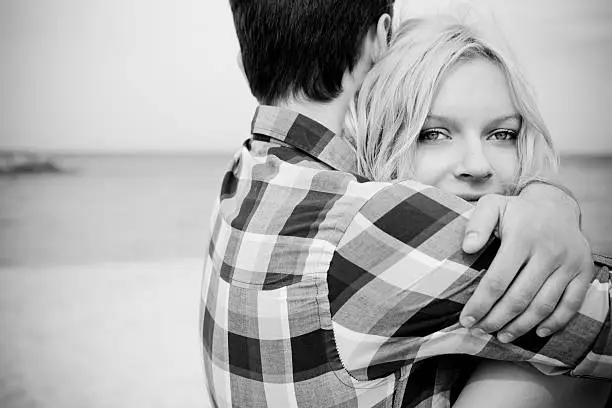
517, 179, 582, 228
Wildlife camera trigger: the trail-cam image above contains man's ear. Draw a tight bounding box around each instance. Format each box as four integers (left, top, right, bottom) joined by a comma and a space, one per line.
372, 13, 392, 63
237, 51, 247, 81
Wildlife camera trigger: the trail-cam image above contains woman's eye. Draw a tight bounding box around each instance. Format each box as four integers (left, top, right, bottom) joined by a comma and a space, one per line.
419, 129, 450, 142
488, 130, 518, 141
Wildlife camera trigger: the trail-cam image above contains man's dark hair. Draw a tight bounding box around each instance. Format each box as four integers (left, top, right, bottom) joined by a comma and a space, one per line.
229, 0, 394, 105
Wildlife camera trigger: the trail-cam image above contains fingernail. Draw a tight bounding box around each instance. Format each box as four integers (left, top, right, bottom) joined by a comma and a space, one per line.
461, 316, 476, 328
464, 232, 479, 246
463, 232, 478, 251
537, 328, 551, 337
497, 332, 514, 343
471, 328, 487, 337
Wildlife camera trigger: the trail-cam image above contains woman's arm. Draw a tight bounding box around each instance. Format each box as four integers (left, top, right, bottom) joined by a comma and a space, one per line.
331, 182, 612, 382
453, 360, 611, 408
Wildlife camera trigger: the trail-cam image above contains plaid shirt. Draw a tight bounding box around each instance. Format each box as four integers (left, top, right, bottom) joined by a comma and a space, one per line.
200, 106, 612, 408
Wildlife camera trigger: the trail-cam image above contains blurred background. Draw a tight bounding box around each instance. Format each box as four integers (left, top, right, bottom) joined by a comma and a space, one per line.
0, 0, 611, 407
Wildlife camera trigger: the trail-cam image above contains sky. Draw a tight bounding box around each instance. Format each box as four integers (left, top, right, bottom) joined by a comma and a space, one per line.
1, 0, 611, 154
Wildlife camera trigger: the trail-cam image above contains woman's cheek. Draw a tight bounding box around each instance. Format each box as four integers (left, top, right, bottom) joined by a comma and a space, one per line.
413, 148, 452, 187
489, 146, 519, 184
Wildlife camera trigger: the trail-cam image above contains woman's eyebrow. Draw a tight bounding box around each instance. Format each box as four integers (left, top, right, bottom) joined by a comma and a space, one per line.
425, 114, 450, 121
424, 114, 457, 126
425, 113, 521, 127
488, 114, 522, 127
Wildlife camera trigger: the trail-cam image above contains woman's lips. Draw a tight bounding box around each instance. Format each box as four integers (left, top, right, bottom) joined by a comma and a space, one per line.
457, 194, 485, 202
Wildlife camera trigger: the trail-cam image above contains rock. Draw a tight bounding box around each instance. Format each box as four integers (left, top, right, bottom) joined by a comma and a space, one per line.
0, 151, 64, 175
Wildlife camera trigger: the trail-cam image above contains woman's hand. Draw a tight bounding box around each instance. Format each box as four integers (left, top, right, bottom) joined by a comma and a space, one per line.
458, 183, 594, 342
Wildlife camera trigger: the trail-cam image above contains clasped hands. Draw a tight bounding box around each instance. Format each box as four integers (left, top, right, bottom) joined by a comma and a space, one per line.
459, 183, 594, 343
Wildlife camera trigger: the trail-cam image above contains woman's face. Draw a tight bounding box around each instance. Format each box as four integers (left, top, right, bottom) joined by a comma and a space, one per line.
413, 58, 520, 202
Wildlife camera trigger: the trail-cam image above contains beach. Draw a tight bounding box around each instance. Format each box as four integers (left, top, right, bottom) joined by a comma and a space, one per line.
0, 260, 207, 408
0, 154, 611, 408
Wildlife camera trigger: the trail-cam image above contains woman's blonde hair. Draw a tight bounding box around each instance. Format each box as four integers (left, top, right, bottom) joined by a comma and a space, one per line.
344, 17, 558, 191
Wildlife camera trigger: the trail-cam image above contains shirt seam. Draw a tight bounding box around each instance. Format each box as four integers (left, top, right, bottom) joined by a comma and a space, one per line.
322, 182, 403, 389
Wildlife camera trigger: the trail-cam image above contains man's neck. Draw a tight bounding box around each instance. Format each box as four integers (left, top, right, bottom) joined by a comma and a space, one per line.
275, 93, 352, 135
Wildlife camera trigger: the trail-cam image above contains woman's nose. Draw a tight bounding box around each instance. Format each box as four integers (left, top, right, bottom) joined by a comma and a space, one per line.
455, 142, 493, 181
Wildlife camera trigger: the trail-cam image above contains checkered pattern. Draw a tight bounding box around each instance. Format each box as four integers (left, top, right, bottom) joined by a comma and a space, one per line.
200, 106, 612, 408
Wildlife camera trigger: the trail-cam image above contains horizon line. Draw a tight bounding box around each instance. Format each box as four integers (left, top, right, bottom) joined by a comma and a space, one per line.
1, 147, 612, 159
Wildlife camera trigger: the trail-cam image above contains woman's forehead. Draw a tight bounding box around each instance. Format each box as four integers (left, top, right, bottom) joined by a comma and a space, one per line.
430, 58, 517, 123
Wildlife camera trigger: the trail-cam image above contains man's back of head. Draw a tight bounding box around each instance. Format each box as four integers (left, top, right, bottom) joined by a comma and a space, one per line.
229, 0, 394, 106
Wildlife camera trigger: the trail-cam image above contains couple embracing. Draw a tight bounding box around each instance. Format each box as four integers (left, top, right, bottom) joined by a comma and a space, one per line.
200, 1, 612, 407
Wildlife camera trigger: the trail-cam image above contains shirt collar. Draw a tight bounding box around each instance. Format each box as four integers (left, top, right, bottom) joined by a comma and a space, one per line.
251, 105, 358, 173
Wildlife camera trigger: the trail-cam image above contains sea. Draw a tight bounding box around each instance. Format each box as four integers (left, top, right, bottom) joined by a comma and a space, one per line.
0, 154, 611, 267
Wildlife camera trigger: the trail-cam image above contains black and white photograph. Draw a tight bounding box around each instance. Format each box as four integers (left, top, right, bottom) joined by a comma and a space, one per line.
1, 0, 612, 407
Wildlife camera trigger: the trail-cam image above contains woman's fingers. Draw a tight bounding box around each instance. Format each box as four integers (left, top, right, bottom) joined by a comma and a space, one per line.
460, 237, 526, 329
472, 253, 554, 337
461, 192, 592, 341
495, 266, 573, 342
535, 270, 593, 337
462, 194, 505, 254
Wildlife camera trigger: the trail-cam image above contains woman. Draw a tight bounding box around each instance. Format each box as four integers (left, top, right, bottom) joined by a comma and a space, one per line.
345, 17, 611, 407
346, 17, 556, 190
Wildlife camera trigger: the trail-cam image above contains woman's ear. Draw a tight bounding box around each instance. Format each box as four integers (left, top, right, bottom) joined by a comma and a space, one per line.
373, 13, 392, 63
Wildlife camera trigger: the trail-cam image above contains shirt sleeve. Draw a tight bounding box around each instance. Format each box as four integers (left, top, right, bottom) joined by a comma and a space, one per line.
326, 180, 612, 382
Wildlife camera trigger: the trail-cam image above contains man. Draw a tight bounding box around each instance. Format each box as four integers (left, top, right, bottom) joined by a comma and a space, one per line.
200, 1, 611, 407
